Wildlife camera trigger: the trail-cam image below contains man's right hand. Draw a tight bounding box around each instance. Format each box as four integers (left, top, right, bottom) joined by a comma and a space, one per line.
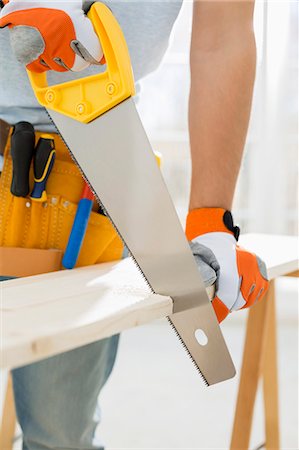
0, 0, 103, 72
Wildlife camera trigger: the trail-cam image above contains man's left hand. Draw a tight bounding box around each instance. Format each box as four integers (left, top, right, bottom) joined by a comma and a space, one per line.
187, 208, 269, 322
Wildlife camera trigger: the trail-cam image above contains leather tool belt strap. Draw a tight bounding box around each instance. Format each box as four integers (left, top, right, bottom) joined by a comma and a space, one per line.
0, 119, 10, 155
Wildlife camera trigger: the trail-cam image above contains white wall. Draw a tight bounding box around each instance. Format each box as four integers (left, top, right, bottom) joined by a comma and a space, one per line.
137, 1, 298, 236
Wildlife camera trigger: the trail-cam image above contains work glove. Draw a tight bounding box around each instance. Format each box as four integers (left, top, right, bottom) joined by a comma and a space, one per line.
0, 0, 102, 72
186, 208, 269, 323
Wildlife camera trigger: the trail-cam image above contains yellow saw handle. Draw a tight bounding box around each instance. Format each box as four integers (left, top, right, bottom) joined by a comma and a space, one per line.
27, 2, 135, 124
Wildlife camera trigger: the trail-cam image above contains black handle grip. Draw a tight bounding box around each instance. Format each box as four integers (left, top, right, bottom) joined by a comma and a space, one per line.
10, 122, 35, 197
33, 137, 55, 179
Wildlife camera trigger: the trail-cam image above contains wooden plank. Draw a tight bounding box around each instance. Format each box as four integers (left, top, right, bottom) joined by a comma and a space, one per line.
1, 233, 298, 370
230, 281, 274, 450
0, 373, 16, 450
263, 286, 280, 450
284, 270, 299, 277
1, 258, 175, 369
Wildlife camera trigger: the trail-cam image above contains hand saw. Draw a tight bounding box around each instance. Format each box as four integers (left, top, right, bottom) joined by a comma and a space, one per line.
27, 3, 235, 385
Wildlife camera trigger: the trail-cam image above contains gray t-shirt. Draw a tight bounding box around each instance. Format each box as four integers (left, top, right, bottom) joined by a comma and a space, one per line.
0, 1, 182, 131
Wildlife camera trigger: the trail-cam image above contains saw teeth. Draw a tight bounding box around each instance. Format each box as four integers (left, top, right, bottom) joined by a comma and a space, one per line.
46, 109, 209, 386
168, 318, 209, 386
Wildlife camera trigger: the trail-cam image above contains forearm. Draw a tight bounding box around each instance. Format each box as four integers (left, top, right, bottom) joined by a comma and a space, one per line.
189, 1, 256, 211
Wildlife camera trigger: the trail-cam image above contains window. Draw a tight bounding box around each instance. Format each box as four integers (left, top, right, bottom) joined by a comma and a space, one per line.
137, 2, 298, 235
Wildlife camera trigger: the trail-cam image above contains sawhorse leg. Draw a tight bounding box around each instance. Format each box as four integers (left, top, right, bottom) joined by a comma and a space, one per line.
230, 280, 280, 450
0, 373, 17, 450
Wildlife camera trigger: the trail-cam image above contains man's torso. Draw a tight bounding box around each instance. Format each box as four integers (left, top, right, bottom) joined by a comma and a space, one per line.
0, 1, 183, 131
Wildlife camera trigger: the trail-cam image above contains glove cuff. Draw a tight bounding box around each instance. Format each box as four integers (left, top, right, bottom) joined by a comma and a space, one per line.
185, 208, 240, 241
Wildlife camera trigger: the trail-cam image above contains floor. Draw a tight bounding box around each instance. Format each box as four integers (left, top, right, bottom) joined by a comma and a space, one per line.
97, 277, 298, 450
1, 277, 297, 450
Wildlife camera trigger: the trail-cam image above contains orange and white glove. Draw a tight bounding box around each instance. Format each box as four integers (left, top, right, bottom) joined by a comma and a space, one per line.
0, 0, 102, 72
186, 208, 269, 323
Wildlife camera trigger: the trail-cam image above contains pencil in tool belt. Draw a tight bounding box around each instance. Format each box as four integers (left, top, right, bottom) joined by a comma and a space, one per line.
30, 135, 55, 202
62, 182, 94, 269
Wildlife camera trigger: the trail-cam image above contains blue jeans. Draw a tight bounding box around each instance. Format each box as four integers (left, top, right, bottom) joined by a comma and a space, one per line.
12, 336, 119, 450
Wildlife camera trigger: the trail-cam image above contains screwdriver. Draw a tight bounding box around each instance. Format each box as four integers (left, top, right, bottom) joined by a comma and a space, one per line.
10, 122, 35, 197
30, 135, 55, 202
8, 122, 35, 247
62, 182, 94, 269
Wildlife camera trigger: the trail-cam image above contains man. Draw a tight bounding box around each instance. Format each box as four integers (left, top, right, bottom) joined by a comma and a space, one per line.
0, 1, 268, 449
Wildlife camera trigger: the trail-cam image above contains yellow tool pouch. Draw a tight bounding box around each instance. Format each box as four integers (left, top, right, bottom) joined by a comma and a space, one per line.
0, 129, 124, 268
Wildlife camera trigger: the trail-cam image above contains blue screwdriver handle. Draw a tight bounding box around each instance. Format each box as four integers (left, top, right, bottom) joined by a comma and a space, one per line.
62, 184, 94, 269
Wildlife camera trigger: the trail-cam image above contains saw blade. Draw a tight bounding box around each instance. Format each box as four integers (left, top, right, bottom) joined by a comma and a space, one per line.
47, 98, 236, 385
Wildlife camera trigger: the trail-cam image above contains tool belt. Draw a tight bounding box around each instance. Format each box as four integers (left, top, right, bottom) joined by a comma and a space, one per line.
0, 120, 123, 276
